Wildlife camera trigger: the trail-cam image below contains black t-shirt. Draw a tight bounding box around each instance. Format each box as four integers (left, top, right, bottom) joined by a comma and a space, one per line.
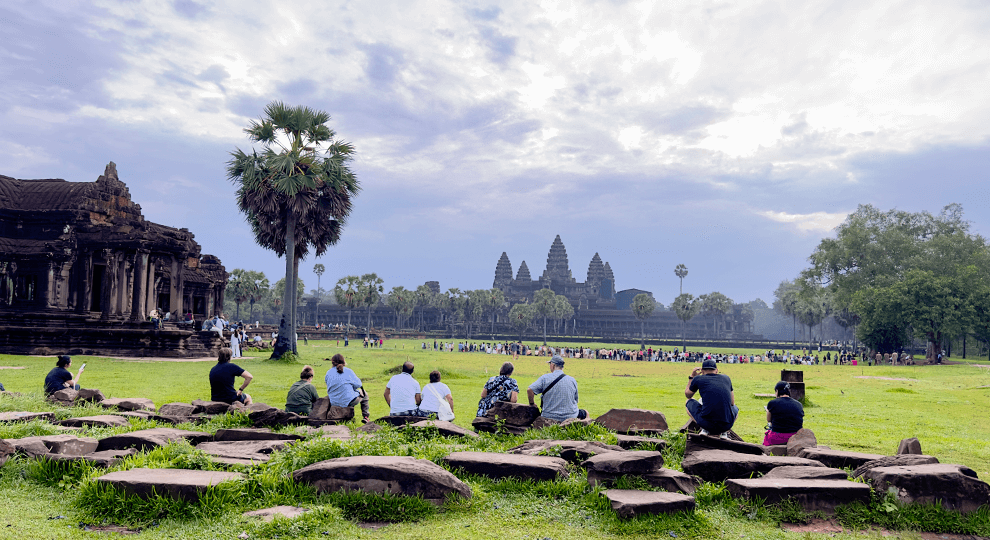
767, 396, 804, 433
689, 373, 734, 429
209, 362, 244, 403
44, 367, 73, 395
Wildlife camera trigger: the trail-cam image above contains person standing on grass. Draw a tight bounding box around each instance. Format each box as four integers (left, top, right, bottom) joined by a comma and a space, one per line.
209, 347, 253, 405
285, 365, 320, 416
384, 361, 425, 417
685, 358, 738, 439
762, 381, 804, 445
44, 355, 84, 395
325, 353, 370, 423
528, 355, 583, 422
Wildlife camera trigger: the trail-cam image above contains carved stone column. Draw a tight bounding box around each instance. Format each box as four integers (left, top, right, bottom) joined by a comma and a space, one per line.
169, 257, 181, 316
77, 252, 91, 313
130, 251, 149, 321
99, 251, 117, 321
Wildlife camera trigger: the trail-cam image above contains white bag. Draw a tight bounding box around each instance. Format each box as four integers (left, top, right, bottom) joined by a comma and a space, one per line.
426, 384, 455, 421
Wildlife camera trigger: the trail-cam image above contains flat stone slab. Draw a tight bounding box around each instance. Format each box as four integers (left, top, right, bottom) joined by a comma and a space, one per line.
862, 463, 990, 513
293, 455, 471, 504
471, 416, 528, 435
55, 415, 131, 428
45, 449, 137, 468
100, 398, 156, 412
797, 448, 886, 469
243, 506, 309, 522
602, 489, 696, 518
682, 449, 825, 482
214, 428, 304, 442
588, 468, 701, 494
685, 433, 765, 456
583, 450, 664, 475
374, 415, 423, 427
0, 439, 13, 466
249, 408, 307, 428
191, 399, 231, 415
725, 478, 871, 512
195, 440, 292, 462
299, 425, 352, 440
508, 439, 624, 463
615, 434, 668, 450
13, 434, 99, 456
594, 408, 668, 435
0, 411, 54, 423
763, 465, 849, 480
404, 420, 479, 438
96, 468, 243, 501
96, 428, 212, 452
852, 454, 940, 478
443, 451, 568, 480
486, 401, 540, 426
158, 403, 198, 416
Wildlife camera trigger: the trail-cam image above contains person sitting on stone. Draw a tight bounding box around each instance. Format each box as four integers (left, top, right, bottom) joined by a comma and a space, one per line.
209, 347, 252, 405
44, 355, 83, 396
762, 380, 804, 446
527, 355, 581, 422
420, 370, 454, 419
325, 353, 369, 423
285, 365, 320, 416
476, 362, 519, 417
685, 359, 738, 439
384, 361, 426, 417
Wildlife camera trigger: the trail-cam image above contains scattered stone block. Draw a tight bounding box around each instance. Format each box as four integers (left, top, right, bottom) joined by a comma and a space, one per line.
8, 437, 49, 457
685, 433, 765, 457
405, 420, 479, 439
471, 416, 527, 435
0, 438, 13, 466
301, 425, 352, 440
159, 403, 198, 417
293, 455, 471, 504
529, 416, 561, 430
725, 478, 871, 512
50, 389, 79, 404
682, 449, 825, 482
214, 428, 303, 442
355, 422, 382, 434
897, 437, 922, 455
309, 398, 331, 419
191, 399, 230, 415
100, 398, 156, 412
602, 489, 695, 518
96, 468, 244, 502
583, 450, 664, 475
615, 434, 667, 450
371, 415, 421, 428
44, 449, 136, 468
587, 468, 701, 494
249, 408, 307, 428
786, 428, 817, 457
195, 440, 292, 462
243, 506, 309, 522
595, 408, 668, 435
560, 417, 593, 427
862, 463, 990, 513
508, 439, 624, 463
764, 445, 787, 456
75, 389, 106, 403
55, 415, 130, 428
0, 411, 55, 423
443, 451, 568, 481
797, 448, 886, 470
96, 428, 211, 452
763, 465, 849, 480
247, 403, 272, 412
852, 454, 940, 478
31, 434, 99, 455
487, 401, 540, 426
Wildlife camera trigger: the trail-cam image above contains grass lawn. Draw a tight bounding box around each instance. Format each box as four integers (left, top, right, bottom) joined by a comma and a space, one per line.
1, 338, 989, 539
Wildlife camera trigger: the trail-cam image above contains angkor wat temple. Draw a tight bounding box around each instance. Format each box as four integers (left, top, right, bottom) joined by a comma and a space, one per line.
0, 162, 227, 357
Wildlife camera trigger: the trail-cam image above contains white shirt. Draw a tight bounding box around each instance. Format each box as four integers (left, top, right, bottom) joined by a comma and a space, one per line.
420, 382, 451, 413
386, 372, 421, 414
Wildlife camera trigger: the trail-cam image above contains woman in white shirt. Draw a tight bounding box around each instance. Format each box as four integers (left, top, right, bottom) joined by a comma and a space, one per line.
419, 370, 453, 418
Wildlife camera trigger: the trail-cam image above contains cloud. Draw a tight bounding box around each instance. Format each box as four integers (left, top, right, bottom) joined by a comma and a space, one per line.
757, 210, 849, 234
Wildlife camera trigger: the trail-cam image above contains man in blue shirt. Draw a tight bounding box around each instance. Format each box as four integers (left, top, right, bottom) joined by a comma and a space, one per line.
685, 359, 738, 439
528, 355, 579, 421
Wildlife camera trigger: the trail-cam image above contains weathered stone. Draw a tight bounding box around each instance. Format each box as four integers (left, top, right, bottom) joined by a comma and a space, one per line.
309, 397, 331, 419
355, 422, 382, 434
26, 434, 99, 455
405, 420, 479, 439
75, 388, 106, 403
0, 438, 14, 466
55, 415, 130, 428
471, 416, 527, 435
44, 448, 136, 468
96, 428, 211, 452
595, 408, 668, 435
293, 455, 471, 503
602, 489, 696, 518
247, 403, 272, 412
587, 468, 701, 494
897, 437, 923, 455
583, 451, 664, 475
487, 401, 540, 426
326, 406, 354, 423
862, 463, 990, 513
96, 468, 243, 501
785, 428, 817, 457
227, 401, 247, 413
301, 425, 352, 440
249, 408, 307, 428
372, 415, 421, 428
685, 433, 765, 457
797, 448, 886, 470
615, 434, 668, 450
243, 506, 309, 522
0, 411, 54, 423
195, 440, 291, 462
529, 416, 561, 430
763, 466, 849, 481
51, 389, 79, 403
214, 428, 303, 442
560, 417, 593, 427
191, 399, 230, 415
682, 449, 825, 483
508, 439, 624, 463
764, 445, 788, 456
100, 398, 156, 412
8, 437, 49, 457
159, 403, 198, 417
852, 454, 940, 478
725, 478, 871, 512
443, 451, 568, 481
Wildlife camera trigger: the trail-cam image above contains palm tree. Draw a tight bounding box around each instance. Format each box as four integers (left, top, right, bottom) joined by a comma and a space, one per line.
674, 264, 689, 295
228, 101, 358, 358
415, 284, 434, 331
631, 293, 656, 350
673, 293, 700, 352
313, 263, 325, 325
358, 273, 384, 340
533, 288, 556, 345
334, 276, 361, 339
485, 288, 506, 339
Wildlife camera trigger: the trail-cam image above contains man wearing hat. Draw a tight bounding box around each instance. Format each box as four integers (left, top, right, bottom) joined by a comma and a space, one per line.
685, 358, 738, 439
762, 380, 804, 445
528, 355, 581, 421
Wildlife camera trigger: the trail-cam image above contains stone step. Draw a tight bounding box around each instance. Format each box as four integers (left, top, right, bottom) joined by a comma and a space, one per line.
797, 448, 886, 469
443, 451, 568, 481
602, 489, 696, 518
682, 449, 825, 482
292, 455, 471, 504
725, 478, 871, 512
95, 468, 244, 502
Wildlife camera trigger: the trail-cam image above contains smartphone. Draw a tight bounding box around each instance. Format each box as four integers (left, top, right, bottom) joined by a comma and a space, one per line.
80, 363, 87, 369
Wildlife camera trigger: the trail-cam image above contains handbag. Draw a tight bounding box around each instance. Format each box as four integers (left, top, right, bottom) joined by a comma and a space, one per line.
426, 384, 455, 421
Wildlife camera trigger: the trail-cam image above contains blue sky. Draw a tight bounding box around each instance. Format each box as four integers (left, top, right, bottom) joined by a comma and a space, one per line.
2, 0, 988, 306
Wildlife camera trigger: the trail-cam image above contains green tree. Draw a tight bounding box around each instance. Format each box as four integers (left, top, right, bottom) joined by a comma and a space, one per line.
773, 280, 801, 347
415, 284, 434, 331
699, 292, 733, 339
552, 294, 574, 335
483, 288, 506, 339
357, 273, 384, 339
672, 293, 700, 352
674, 264, 688, 295
227, 269, 251, 320
227, 101, 359, 358
509, 302, 535, 341
533, 288, 557, 345
333, 276, 361, 338
313, 263, 325, 325
273, 277, 305, 326
386, 286, 415, 329
631, 293, 656, 350
432, 289, 454, 334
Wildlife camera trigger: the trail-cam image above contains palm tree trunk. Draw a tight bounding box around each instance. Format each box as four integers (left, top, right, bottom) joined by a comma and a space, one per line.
275, 210, 297, 359
292, 259, 300, 354
543, 316, 547, 345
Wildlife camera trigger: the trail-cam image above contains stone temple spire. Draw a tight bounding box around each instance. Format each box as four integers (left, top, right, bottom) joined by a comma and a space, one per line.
494, 252, 513, 290
541, 235, 572, 282
604, 261, 614, 282
516, 260, 531, 281
586, 253, 605, 286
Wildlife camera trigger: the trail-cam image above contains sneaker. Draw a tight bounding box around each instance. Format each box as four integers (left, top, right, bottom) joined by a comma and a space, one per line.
719, 432, 731, 440
362, 416, 370, 424
699, 428, 710, 437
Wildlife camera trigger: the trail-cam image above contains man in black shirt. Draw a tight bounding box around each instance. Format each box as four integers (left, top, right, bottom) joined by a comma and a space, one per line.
763, 381, 804, 445
209, 348, 253, 405
685, 359, 738, 439
44, 355, 84, 395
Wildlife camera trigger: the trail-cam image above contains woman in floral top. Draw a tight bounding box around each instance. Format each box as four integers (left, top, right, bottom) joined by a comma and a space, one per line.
476, 362, 519, 417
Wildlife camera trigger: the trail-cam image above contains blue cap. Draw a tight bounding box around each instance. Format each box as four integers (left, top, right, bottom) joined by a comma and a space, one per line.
549, 355, 565, 367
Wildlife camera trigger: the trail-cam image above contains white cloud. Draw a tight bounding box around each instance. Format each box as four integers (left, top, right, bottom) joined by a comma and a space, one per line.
757, 210, 849, 234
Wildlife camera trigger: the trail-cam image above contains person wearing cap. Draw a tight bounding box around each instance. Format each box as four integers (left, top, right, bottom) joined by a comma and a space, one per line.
527, 355, 581, 422
762, 381, 804, 445
44, 355, 84, 395
685, 358, 738, 439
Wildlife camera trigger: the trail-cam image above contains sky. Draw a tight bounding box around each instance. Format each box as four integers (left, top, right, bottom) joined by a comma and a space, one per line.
2, 0, 989, 307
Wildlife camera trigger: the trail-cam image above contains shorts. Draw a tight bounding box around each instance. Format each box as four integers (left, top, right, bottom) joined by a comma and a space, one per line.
685, 399, 738, 433
763, 430, 796, 446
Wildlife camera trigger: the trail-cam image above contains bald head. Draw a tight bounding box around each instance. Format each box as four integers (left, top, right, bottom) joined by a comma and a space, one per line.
402, 362, 414, 374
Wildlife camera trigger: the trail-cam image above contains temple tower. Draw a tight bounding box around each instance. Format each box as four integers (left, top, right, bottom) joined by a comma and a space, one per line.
541, 235, 573, 283
493, 252, 513, 291
586, 253, 606, 295
515, 261, 531, 282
